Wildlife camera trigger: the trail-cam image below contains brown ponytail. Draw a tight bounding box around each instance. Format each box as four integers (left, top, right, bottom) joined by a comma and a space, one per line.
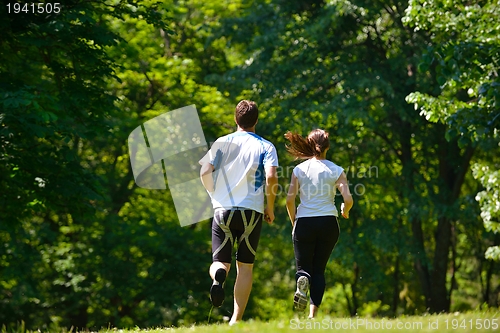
285, 129, 330, 159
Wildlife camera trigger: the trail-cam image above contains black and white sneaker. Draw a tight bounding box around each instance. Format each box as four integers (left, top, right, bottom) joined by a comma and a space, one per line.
210, 268, 227, 307
293, 276, 309, 311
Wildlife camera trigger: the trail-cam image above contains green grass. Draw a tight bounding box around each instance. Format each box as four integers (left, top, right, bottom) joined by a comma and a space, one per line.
101, 310, 499, 333
3, 310, 498, 333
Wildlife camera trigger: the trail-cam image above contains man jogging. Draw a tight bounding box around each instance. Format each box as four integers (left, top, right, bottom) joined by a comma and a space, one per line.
199, 100, 279, 325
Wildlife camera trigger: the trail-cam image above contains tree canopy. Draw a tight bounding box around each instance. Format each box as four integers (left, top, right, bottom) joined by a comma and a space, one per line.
1, 0, 498, 330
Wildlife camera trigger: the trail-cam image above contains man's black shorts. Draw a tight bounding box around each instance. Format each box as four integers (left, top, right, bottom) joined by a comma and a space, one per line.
212, 208, 263, 264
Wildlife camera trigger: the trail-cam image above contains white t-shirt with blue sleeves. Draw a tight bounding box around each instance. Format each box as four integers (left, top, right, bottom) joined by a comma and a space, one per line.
200, 131, 279, 214
293, 159, 344, 218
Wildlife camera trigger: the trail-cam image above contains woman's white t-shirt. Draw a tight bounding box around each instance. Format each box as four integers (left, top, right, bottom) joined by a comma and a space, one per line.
293, 159, 344, 218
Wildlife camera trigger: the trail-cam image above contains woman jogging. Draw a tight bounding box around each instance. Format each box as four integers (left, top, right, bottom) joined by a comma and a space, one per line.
285, 129, 353, 319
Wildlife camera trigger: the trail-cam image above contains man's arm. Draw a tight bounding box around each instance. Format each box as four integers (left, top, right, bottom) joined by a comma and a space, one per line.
200, 162, 215, 192
336, 171, 353, 218
264, 166, 278, 223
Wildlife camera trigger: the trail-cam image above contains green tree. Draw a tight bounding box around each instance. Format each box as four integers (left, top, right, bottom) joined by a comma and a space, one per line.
0, 0, 174, 329
404, 0, 500, 264
210, 0, 498, 314
87, 0, 240, 327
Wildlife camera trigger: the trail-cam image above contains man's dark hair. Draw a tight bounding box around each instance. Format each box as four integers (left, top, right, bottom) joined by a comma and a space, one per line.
235, 100, 258, 129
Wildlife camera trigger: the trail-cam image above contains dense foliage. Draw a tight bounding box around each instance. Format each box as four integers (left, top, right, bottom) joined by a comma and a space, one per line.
1, 0, 498, 330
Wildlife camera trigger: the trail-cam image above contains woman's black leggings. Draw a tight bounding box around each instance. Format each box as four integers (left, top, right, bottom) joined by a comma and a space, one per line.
293, 215, 340, 307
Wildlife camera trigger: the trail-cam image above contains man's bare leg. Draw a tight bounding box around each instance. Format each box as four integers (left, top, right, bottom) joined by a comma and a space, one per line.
209, 261, 230, 307
229, 261, 253, 325
210, 261, 230, 279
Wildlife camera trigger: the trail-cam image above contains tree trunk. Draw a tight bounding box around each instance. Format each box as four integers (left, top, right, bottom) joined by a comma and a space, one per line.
426, 130, 475, 312
392, 256, 400, 315
411, 217, 432, 306
351, 263, 360, 316
400, 122, 474, 313
429, 216, 452, 312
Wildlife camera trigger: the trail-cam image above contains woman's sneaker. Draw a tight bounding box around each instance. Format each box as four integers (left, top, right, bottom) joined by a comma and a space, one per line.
293, 276, 309, 311
210, 268, 227, 307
